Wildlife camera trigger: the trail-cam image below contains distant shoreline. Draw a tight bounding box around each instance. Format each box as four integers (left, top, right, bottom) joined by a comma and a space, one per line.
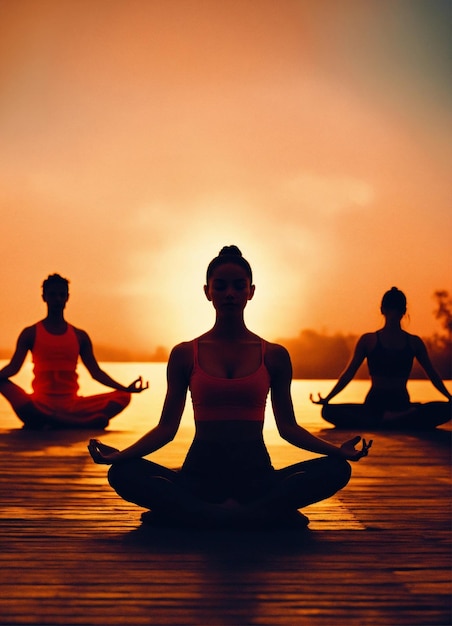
1, 326, 450, 381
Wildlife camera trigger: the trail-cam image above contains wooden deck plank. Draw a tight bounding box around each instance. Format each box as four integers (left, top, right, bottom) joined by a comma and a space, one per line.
0, 419, 451, 626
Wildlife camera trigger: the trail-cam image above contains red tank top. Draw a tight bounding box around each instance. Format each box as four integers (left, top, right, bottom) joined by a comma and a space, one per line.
189, 338, 271, 422
32, 322, 80, 396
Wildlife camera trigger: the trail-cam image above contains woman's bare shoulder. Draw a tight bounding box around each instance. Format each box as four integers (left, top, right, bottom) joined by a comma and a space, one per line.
405, 332, 425, 350
356, 332, 377, 351
169, 340, 194, 360
360, 331, 377, 342
264, 340, 291, 365
165, 341, 195, 382
265, 339, 289, 353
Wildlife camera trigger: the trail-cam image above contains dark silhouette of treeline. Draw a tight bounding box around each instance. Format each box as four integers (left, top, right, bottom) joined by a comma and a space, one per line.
0, 334, 448, 378
90, 345, 170, 363
1, 291, 450, 379
277, 328, 451, 380
86, 328, 450, 380
278, 330, 363, 380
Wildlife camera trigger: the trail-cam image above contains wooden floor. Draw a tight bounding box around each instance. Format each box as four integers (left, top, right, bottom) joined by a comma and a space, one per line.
0, 419, 451, 626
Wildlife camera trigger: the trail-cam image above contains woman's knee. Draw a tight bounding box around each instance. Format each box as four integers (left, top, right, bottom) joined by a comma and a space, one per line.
108, 459, 140, 492
107, 462, 123, 491
313, 456, 351, 489
330, 457, 352, 488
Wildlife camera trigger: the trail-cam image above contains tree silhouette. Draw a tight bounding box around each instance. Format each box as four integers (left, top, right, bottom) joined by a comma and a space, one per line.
433, 290, 452, 339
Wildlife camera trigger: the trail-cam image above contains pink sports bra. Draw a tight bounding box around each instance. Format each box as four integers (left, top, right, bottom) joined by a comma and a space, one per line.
189, 338, 271, 422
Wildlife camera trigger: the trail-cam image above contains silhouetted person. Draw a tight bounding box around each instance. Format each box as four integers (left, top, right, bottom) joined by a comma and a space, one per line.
89, 246, 371, 530
0, 274, 148, 429
311, 287, 451, 429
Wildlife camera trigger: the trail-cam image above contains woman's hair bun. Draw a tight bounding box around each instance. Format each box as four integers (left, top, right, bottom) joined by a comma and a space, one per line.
219, 245, 242, 257
206, 245, 252, 282
381, 286, 407, 314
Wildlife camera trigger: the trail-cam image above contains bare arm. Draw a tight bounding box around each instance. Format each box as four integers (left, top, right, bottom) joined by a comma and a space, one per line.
268, 343, 371, 461
412, 336, 452, 400
88, 343, 192, 464
310, 334, 370, 405
77, 329, 148, 393
0, 326, 35, 379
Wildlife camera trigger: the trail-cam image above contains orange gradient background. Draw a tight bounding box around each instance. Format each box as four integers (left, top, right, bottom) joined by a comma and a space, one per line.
1, 0, 451, 357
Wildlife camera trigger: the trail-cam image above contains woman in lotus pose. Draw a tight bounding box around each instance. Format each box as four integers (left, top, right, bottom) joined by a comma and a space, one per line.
89, 246, 371, 529
311, 287, 451, 429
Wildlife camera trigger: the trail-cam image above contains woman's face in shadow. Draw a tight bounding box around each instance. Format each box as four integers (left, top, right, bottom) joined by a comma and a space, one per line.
204, 263, 255, 315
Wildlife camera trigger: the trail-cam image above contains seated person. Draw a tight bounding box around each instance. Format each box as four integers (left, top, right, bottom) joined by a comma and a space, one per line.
0, 273, 148, 429
89, 246, 371, 529
311, 287, 451, 429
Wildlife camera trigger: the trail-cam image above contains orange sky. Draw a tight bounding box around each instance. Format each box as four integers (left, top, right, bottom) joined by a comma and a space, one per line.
1, 0, 451, 356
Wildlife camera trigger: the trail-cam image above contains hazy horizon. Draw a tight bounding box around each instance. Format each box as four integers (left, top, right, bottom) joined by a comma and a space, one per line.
1, 312, 449, 380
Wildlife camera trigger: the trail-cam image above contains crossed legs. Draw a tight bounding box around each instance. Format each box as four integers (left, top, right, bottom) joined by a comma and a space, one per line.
107, 455, 352, 528
0, 379, 130, 429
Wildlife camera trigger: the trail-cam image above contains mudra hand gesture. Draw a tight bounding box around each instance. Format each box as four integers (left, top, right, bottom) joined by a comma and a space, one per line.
126, 376, 149, 393
341, 436, 373, 461
88, 439, 121, 464
310, 393, 328, 405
